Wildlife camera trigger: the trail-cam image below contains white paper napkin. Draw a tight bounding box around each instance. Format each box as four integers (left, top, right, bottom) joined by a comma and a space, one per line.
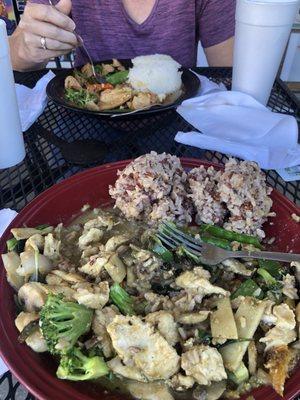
0, 208, 18, 375
175, 74, 300, 170
16, 70, 55, 132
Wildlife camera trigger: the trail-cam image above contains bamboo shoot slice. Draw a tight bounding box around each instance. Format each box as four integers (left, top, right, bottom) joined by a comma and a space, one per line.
220, 298, 266, 371
210, 297, 238, 341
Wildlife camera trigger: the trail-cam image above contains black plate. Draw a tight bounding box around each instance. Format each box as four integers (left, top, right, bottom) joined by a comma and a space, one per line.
46, 59, 200, 119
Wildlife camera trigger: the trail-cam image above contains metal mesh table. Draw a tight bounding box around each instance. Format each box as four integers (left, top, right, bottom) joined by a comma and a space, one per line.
0, 67, 299, 399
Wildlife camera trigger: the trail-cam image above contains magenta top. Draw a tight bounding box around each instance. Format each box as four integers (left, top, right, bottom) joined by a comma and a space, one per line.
32, 0, 236, 67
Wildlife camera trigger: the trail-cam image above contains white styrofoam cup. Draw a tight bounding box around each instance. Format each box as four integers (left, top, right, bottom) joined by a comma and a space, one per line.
0, 20, 25, 169
232, 0, 300, 105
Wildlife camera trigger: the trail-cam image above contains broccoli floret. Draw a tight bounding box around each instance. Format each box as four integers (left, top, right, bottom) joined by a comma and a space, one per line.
40, 294, 93, 355
109, 283, 134, 315
56, 347, 109, 381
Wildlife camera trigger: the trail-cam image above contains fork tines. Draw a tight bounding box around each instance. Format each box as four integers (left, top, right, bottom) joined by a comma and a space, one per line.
158, 221, 203, 255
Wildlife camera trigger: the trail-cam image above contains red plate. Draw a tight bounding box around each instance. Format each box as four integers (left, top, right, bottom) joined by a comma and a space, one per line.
0, 159, 299, 400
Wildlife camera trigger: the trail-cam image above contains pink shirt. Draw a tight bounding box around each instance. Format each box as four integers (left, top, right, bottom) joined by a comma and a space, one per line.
32, 0, 236, 67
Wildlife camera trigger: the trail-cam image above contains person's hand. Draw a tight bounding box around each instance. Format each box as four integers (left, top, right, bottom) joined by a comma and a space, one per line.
9, 0, 78, 71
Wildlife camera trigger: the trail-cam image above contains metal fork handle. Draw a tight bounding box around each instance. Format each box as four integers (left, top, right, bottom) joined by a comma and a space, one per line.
47, 0, 96, 75
227, 250, 300, 263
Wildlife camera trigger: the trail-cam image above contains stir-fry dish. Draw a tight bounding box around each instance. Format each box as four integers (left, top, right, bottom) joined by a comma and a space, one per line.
64, 54, 183, 112
2, 153, 300, 400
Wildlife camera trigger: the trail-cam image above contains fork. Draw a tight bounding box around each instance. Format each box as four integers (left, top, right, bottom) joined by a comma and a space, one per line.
47, 0, 105, 83
156, 222, 300, 266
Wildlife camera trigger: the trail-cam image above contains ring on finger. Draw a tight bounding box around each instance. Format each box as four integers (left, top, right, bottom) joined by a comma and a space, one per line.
40, 36, 48, 50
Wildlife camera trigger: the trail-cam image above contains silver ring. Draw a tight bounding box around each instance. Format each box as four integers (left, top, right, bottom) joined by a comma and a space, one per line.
40, 36, 47, 50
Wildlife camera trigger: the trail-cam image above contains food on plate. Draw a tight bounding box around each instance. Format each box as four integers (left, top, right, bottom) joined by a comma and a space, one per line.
110, 152, 273, 237
64, 54, 183, 112
128, 54, 182, 100
109, 152, 193, 224
1, 153, 299, 400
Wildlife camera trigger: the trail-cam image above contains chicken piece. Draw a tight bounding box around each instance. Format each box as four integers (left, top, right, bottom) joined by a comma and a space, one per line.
272, 303, 295, 330
101, 63, 115, 75
261, 300, 276, 326
25, 234, 44, 252
126, 381, 175, 400
43, 233, 61, 263
46, 269, 85, 285
47, 284, 76, 301
221, 259, 252, 277
265, 345, 292, 396
99, 87, 133, 111
72, 281, 109, 309
176, 311, 210, 325
92, 306, 120, 358
85, 101, 99, 111
282, 274, 299, 300
112, 59, 124, 70
170, 373, 195, 391
81, 63, 94, 78
78, 228, 103, 250
65, 75, 82, 90
145, 311, 179, 346
131, 93, 152, 110
80, 246, 100, 262
143, 292, 173, 313
107, 356, 147, 382
260, 304, 296, 351
18, 282, 48, 312
261, 327, 296, 351
105, 234, 131, 252
84, 215, 115, 231
175, 268, 229, 301
79, 254, 109, 278
17, 251, 53, 277
1, 252, 24, 290
181, 345, 227, 385
107, 315, 180, 380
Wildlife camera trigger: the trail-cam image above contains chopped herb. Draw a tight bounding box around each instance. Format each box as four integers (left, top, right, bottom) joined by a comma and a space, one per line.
258, 260, 283, 279
231, 279, 264, 300
65, 88, 98, 107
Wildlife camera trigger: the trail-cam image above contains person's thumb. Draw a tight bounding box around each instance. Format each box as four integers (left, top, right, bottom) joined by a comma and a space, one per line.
55, 0, 72, 15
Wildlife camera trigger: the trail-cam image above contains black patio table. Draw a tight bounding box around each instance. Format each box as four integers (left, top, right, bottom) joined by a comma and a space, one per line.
0, 67, 299, 399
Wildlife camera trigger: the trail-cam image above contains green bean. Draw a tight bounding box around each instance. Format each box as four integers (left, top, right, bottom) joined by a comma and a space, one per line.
109, 283, 134, 315
201, 233, 232, 250
106, 70, 129, 85
200, 224, 262, 248
257, 268, 277, 286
